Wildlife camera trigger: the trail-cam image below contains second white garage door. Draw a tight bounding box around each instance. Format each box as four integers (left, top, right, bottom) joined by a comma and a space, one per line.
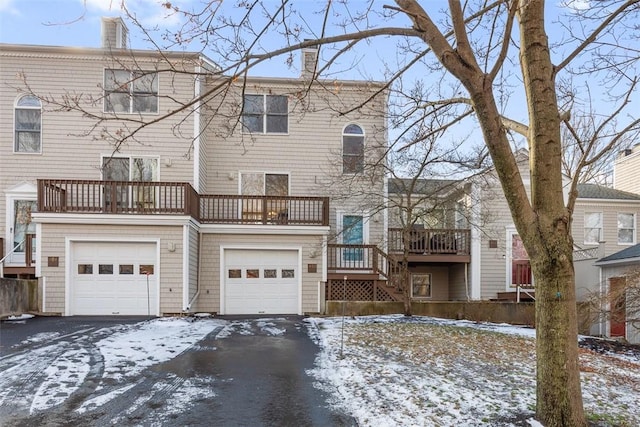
224, 249, 299, 315
70, 241, 158, 316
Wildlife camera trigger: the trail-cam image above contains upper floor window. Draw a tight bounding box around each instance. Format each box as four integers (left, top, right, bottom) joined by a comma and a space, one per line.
584, 212, 602, 244
14, 95, 42, 153
617, 213, 635, 244
242, 94, 288, 133
104, 69, 158, 114
342, 124, 364, 174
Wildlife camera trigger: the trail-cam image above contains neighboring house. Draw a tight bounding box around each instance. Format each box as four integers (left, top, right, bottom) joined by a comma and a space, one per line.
594, 244, 640, 344
0, 18, 388, 316
386, 151, 640, 306
386, 178, 473, 302
613, 144, 640, 195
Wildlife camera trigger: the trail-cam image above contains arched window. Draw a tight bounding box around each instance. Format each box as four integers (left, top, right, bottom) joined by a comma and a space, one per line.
342, 124, 364, 174
14, 95, 42, 153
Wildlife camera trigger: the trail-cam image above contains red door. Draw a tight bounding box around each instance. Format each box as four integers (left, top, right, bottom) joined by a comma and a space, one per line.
609, 277, 626, 338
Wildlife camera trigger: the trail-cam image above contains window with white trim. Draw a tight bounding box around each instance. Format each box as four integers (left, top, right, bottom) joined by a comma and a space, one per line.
14, 95, 42, 153
342, 124, 364, 174
102, 156, 159, 209
104, 69, 158, 114
617, 213, 635, 244
242, 94, 288, 133
584, 212, 602, 244
412, 273, 432, 298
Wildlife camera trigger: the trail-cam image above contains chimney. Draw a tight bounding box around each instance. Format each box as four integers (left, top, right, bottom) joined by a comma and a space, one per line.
301, 41, 318, 79
101, 17, 129, 49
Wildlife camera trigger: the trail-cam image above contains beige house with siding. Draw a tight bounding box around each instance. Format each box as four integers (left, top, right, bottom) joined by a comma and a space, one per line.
0, 18, 388, 316
386, 150, 640, 309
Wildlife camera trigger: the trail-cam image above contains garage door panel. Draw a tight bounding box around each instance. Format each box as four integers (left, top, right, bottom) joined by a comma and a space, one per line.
71, 242, 158, 316
224, 249, 299, 315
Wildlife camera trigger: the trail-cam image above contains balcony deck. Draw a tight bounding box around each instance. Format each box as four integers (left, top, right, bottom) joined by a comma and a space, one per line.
387, 228, 471, 263
37, 180, 329, 226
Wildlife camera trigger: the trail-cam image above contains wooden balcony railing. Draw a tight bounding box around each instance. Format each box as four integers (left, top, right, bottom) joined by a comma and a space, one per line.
37, 180, 329, 226
199, 195, 329, 225
388, 228, 471, 256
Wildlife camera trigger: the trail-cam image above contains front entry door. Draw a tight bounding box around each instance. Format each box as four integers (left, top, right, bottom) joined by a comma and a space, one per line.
609, 276, 626, 338
9, 199, 36, 265
508, 232, 532, 288
340, 214, 367, 269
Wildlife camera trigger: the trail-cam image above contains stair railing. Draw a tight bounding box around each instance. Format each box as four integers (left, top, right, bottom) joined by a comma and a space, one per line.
0, 238, 25, 278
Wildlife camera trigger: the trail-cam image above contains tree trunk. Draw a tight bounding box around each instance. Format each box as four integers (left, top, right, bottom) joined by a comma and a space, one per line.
517, 1, 586, 424
531, 236, 585, 426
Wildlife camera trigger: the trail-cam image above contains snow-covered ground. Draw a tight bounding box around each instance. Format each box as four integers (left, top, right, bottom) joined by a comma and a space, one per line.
1, 314, 638, 426
306, 315, 640, 426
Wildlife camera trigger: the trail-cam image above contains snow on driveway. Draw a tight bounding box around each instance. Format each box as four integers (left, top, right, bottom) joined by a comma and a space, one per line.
0, 317, 225, 422
306, 315, 640, 427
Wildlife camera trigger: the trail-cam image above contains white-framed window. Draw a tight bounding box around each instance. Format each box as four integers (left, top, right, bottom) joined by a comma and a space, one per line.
102, 156, 159, 182
342, 124, 364, 174
104, 69, 158, 114
617, 213, 635, 244
412, 273, 432, 298
242, 94, 288, 133
102, 156, 159, 210
584, 212, 602, 244
14, 95, 42, 153
239, 172, 290, 222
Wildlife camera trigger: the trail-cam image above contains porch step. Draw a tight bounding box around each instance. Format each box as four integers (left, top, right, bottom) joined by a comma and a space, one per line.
2, 266, 36, 279
494, 291, 535, 302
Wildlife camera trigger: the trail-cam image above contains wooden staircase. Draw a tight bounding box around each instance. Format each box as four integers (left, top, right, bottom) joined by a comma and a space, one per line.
326, 244, 405, 302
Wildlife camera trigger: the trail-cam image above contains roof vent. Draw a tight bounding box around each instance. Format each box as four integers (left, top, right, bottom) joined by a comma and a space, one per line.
101, 17, 128, 49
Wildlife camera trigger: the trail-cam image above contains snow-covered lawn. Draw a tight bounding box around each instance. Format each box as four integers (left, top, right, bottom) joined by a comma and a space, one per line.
1, 314, 638, 426
306, 315, 640, 427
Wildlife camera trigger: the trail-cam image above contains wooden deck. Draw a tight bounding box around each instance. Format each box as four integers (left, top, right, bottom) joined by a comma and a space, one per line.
387, 228, 471, 263
37, 179, 329, 226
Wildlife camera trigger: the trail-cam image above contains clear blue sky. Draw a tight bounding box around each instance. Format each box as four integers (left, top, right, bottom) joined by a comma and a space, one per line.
0, 0, 184, 49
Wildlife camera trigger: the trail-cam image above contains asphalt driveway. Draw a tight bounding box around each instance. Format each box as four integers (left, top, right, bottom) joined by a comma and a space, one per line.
0, 315, 355, 426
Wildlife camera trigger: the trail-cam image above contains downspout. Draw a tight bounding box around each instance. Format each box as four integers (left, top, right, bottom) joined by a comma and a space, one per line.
185, 228, 201, 312
465, 262, 469, 301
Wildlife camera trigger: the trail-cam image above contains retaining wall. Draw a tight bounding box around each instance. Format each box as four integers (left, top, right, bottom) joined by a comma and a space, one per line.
0, 278, 39, 318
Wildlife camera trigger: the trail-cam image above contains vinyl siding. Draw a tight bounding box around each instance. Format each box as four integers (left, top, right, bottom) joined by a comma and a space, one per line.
196, 233, 325, 314
614, 148, 640, 195
477, 181, 519, 300
572, 199, 640, 256
0, 47, 199, 242
203, 79, 387, 247
38, 222, 184, 315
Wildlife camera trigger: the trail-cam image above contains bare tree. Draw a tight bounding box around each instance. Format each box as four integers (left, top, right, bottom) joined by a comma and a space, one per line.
17, 0, 640, 424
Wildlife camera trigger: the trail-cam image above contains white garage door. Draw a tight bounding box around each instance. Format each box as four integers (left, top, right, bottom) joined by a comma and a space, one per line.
224, 249, 299, 315
71, 242, 158, 316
